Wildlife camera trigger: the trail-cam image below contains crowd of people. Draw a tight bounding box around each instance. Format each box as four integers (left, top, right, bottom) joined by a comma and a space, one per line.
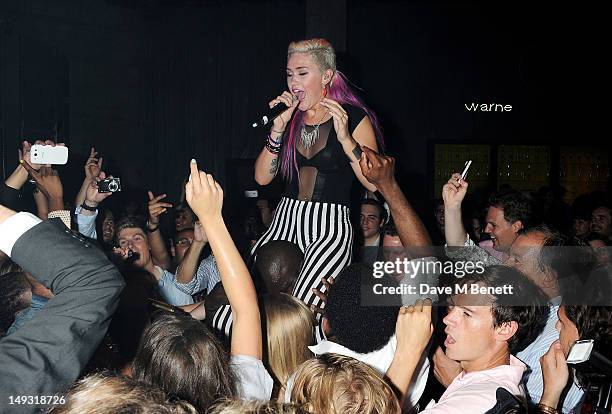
1, 38, 611, 414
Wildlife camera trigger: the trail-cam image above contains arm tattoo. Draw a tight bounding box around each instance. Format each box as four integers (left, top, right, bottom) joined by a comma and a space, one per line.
270, 157, 279, 174
352, 144, 363, 160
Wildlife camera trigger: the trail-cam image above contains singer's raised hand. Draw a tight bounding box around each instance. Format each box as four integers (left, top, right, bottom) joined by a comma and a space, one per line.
320, 98, 351, 143
269, 91, 298, 132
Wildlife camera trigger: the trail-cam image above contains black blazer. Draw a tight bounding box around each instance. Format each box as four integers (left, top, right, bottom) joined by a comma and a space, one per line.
0, 218, 124, 413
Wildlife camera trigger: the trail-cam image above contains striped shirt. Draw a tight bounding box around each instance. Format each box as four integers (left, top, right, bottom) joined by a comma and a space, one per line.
517, 297, 584, 413
172, 254, 221, 296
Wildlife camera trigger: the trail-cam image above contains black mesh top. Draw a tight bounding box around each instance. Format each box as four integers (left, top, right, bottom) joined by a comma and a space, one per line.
284, 104, 368, 206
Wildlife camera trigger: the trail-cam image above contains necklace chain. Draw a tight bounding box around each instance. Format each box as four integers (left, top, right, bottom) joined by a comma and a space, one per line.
300, 108, 328, 150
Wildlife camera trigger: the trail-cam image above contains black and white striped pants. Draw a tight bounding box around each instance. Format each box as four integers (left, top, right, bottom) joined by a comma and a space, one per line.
211, 197, 353, 339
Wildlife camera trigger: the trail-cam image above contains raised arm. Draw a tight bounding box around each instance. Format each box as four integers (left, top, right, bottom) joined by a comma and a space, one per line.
442, 173, 469, 246
254, 91, 298, 185
75, 147, 102, 207
185, 160, 261, 359
75, 172, 114, 238
385, 299, 433, 407
359, 147, 431, 247
2, 141, 44, 210
5, 141, 42, 192
21, 163, 64, 213
175, 221, 208, 284
254, 136, 282, 186
33, 189, 49, 220
321, 99, 378, 192
146, 191, 173, 270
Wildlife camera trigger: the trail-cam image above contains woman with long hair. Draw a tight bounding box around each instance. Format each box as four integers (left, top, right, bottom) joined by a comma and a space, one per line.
263, 293, 314, 398
252, 38, 383, 337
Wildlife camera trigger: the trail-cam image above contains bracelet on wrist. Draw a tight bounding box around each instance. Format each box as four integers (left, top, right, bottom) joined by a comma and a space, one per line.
265, 135, 282, 155
271, 129, 285, 135
81, 202, 98, 212
536, 403, 558, 414
268, 132, 282, 146
146, 220, 159, 232
265, 144, 281, 155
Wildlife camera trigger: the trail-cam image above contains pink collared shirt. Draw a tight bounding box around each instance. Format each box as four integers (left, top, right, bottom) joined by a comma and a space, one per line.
422, 355, 526, 413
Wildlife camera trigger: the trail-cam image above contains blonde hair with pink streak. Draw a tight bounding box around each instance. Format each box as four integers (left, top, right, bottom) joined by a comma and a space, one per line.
280, 38, 384, 181
288, 38, 337, 75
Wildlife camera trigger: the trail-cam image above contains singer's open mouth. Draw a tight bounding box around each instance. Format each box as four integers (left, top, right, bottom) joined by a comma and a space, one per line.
292, 89, 305, 101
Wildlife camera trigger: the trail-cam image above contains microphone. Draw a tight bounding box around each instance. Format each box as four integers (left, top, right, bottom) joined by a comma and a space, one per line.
127, 249, 140, 263
251, 97, 297, 128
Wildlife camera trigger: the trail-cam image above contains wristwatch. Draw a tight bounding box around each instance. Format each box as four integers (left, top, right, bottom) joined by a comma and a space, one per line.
80, 202, 98, 212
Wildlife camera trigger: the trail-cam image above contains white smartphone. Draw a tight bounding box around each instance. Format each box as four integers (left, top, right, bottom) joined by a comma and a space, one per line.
566, 339, 594, 364
460, 160, 473, 180
30, 145, 68, 165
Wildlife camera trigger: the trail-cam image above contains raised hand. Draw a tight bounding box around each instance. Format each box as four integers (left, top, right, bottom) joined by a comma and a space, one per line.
386, 298, 434, 406
147, 191, 173, 227
359, 146, 396, 191
442, 173, 468, 211
22, 160, 64, 212
85, 172, 113, 206
84, 147, 103, 180
22, 161, 63, 200
185, 159, 223, 224
18, 141, 43, 171
320, 98, 350, 143
269, 91, 299, 132
539, 340, 569, 409
19, 139, 62, 170
395, 299, 434, 354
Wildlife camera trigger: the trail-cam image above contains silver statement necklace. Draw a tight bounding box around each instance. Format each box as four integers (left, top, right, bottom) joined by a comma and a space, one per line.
300, 108, 328, 150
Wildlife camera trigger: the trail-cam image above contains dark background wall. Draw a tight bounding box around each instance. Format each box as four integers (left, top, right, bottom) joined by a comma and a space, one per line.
0, 0, 575, 217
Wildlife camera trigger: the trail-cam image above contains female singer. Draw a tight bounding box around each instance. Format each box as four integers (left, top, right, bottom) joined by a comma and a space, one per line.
253, 38, 384, 335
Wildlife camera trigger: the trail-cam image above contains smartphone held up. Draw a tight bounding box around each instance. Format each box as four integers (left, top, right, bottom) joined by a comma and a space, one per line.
30, 145, 69, 165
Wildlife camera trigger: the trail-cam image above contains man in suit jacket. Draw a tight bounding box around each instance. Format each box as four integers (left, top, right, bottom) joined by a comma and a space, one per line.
0, 202, 124, 413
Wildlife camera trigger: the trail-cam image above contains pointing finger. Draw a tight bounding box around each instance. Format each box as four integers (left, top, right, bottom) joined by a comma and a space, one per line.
189, 159, 201, 191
